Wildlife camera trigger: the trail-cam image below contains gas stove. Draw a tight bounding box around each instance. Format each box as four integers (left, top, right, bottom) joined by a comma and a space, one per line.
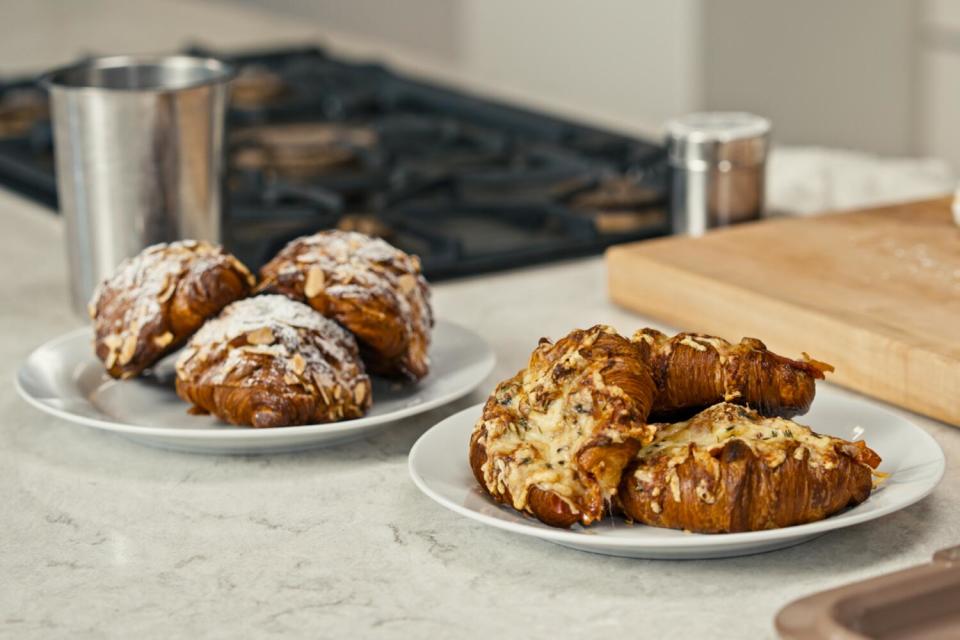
0, 45, 669, 279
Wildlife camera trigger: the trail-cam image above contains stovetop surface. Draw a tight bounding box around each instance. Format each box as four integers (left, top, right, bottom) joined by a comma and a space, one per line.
0, 45, 670, 279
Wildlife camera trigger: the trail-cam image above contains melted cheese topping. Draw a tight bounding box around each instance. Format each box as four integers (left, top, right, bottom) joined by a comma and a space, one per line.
633, 403, 842, 486
476, 326, 648, 517
678, 336, 707, 352
488, 399, 592, 509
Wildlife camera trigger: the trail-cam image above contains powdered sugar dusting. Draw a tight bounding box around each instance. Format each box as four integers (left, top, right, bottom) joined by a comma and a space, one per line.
90, 240, 254, 376
262, 230, 433, 379
177, 295, 367, 399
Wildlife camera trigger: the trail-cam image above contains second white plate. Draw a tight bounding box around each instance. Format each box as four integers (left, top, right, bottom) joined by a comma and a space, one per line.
409, 386, 945, 559
17, 320, 495, 454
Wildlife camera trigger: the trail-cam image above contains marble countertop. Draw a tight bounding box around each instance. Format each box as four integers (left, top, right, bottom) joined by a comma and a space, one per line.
1, 2, 958, 638
3, 187, 959, 639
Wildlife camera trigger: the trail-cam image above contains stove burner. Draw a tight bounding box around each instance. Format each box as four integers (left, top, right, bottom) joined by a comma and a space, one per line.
231, 122, 378, 177
229, 65, 289, 109
569, 175, 661, 210
0, 89, 48, 138
568, 176, 667, 234
336, 212, 394, 238
0, 45, 669, 279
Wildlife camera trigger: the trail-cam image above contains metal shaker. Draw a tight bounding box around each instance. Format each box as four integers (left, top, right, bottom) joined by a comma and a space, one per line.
666, 112, 771, 236
43, 55, 233, 313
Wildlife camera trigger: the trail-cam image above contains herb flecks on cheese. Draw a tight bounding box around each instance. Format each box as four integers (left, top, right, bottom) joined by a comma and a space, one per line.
472, 325, 656, 524
632, 403, 849, 498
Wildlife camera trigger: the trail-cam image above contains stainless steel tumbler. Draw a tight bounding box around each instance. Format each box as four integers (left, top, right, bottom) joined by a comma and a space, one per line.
666, 112, 771, 236
44, 55, 233, 313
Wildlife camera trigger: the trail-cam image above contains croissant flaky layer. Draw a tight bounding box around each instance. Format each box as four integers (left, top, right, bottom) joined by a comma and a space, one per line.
90, 240, 255, 379
633, 328, 833, 420
468, 326, 874, 532
618, 403, 881, 533
257, 230, 433, 381
175, 295, 372, 428
469, 325, 657, 528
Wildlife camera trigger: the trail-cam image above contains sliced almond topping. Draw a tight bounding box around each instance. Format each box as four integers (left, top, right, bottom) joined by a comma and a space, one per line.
87, 301, 97, 319
290, 353, 306, 376
229, 256, 255, 286
317, 382, 331, 405
410, 254, 421, 272
104, 348, 118, 370
177, 347, 197, 368
668, 470, 681, 502
304, 266, 325, 298
398, 273, 418, 295
332, 385, 343, 400
246, 327, 275, 345
284, 372, 300, 385
153, 331, 174, 348
353, 383, 368, 406
157, 275, 176, 303
220, 359, 237, 378
239, 344, 278, 356
695, 479, 716, 504
118, 334, 138, 366
295, 254, 317, 263
103, 334, 122, 350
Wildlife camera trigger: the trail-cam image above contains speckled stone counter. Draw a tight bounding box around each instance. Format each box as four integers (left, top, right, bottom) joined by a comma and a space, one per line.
2, 187, 958, 639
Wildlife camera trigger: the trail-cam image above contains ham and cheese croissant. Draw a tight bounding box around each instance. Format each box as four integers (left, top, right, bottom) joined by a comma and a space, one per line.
469, 326, 657, 528
467, 326, 877, 533
633, 329, 833, 420
618, 403, 881, 533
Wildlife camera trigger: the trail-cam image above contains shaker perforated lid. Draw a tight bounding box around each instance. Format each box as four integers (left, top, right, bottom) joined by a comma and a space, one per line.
666, 112, 771, 170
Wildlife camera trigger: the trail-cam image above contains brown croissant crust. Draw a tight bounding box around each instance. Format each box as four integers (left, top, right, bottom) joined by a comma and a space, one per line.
90, 240, 255, 379
469, 325, 657, 528
618, 403, 881, 533
175, 295, 372, 428
633, 329, 833, 420
257, 230, 433, 381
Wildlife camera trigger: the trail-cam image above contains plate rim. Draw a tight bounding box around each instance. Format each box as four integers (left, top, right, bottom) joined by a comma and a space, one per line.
408, 399, 946, 550
15, 320, 496, 440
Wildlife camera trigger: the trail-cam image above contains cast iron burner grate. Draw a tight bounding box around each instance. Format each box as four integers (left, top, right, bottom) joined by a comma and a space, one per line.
0, 44, 669, 280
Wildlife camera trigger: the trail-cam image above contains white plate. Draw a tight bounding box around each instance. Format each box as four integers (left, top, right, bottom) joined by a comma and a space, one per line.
16, 320, 495, 454
409, 386, 945, 559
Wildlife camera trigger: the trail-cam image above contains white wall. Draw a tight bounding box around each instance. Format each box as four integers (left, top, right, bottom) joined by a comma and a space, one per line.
703, 0, 918, 157
222, 0, 958, 170
223, 0, 702, 137
458, 0, 702, 135
919, 0, 960, 171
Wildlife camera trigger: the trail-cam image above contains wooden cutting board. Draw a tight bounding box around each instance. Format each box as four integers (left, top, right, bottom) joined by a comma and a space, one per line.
606, 196, 960, 426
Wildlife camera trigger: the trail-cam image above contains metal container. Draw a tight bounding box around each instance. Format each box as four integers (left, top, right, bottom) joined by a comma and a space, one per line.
666, 112, 771, 236
44, 55, 233, 313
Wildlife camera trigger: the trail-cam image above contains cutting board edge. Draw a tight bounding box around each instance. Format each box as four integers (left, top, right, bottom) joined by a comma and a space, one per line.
607, 196, 956, 255
605, 247, 960, 427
